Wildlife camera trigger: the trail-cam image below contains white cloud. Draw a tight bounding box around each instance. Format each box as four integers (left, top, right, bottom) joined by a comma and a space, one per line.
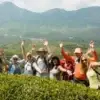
0, 0, 100, 12
62, 0, 100, 10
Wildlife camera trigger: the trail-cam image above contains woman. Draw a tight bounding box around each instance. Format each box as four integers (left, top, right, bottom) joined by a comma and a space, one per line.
21, 40, 42, 76
50, 56, 68, 80
24, 56, 42, 75
87, 62, 100, 89
60, 59, 74, 81
73, 55, 89, 86
8, 55, 24, 74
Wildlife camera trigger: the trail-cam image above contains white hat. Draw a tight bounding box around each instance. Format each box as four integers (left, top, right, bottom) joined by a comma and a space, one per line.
74, 48, 82, 54
10, 55, 20, 61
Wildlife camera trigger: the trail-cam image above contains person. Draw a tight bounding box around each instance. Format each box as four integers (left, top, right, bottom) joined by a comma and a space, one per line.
24, 56, 42, 75
43, 40, 53, 71
59, 41, 98, 86
60, 59, 74, 81
87, 62, 100, 89
86, 41, 100, 89
50, 56, 73, 80
0, 49, 5, 73
35, 47, 49, 77
21, 40, 42, 76
8, 55, 24, 74
0, 49, 10, 73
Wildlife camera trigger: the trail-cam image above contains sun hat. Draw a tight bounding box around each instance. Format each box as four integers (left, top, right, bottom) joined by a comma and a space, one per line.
36, 48, 48, 54
74, 48, 82, 54
10, 55, 20, 61
26, 52, 32, 57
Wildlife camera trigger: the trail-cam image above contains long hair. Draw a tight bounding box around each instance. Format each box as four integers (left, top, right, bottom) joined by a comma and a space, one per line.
50, 56, 60, 69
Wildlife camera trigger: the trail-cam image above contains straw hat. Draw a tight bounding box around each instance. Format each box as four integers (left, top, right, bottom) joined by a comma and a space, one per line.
26, 52, 32, 57
36, 48, 48, 54
74, 48, 82, 54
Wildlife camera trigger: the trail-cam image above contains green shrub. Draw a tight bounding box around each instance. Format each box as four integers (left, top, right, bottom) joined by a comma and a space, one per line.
0, 74, 100, 100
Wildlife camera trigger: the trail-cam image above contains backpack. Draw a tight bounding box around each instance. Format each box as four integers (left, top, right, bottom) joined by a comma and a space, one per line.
31, 63, 36, 75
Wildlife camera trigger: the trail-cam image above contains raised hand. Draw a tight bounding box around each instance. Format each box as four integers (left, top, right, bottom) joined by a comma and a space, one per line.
86, 41, 95, 55
32, 44, 36, 50
21, 40, 25, 47
44, 40, 48, 46
59, 43, 63, 48
0, 49, 4, 57
89, 40, 94, 48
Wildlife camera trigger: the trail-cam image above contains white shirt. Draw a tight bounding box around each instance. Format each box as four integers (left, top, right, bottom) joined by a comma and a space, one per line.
50, 66, 59, 79
24, 61, 41, 75
37, 58, 47, 71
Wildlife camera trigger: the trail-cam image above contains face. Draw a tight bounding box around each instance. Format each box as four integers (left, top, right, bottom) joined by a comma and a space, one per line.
27, 54, 32, 61
38, 52, 45, 57
13, 58, 18, 64
53, 59, 58, 65
81, 57, 88, 65
75, 53, 82, 58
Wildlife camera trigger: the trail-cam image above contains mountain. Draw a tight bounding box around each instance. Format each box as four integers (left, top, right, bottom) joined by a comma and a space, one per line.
0, 2, 100, 27
0, 2, 39, 23
0, 2, 100, 41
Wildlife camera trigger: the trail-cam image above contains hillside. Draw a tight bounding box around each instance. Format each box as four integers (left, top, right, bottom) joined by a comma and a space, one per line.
0, 2, 100, 42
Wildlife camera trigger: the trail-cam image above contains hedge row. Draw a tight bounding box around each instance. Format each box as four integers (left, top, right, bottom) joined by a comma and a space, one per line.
0, 74, 100, 100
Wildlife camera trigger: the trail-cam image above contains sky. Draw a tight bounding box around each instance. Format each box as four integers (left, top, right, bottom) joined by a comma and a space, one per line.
0, 0, 100, 12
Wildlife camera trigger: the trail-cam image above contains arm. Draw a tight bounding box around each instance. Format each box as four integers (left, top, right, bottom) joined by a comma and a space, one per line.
44, 40, 52, 60
90, 49, 98, 61
1, 50, 10, 65
58, 65, 67, 72
44, 40, 52, 54
86, 41, 98, 62
58, 65, 73, 75
33, 63, 42, 73
89, 62, 100, 68
30, 44, 36, 56
21, 41, 26, 60
60, 43, 74, 63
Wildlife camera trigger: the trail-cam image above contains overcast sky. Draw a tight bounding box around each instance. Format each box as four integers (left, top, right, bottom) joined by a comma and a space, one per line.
0, 0, 100, 12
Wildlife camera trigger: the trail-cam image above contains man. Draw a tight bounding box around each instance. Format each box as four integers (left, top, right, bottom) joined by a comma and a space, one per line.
36, 48, 49, 77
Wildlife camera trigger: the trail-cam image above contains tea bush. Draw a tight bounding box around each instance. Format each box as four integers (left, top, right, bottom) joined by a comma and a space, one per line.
0, 74, 100, 100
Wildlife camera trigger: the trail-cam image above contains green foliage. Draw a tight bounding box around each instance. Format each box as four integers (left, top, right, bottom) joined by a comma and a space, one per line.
0, 74, 100, 100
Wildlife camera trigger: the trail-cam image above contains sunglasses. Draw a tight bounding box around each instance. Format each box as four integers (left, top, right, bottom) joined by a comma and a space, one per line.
13, 58, 18, 60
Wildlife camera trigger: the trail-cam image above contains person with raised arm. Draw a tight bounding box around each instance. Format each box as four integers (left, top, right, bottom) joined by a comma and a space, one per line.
0, 49, 8, 73
43, 40, 53, 60
20, 40, 42, 75
34, 40, 52, 78
59, 43, 74, 81
86, 41, 100, 89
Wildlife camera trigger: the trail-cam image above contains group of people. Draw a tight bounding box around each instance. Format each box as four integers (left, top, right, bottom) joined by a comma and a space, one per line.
0, 40, 100, 89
